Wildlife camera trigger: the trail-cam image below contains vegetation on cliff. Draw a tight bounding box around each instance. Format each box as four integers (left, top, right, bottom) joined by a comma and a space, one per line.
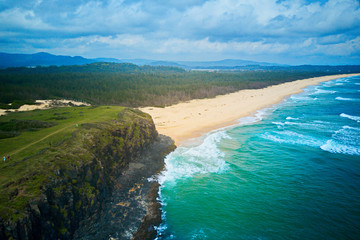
0, 106, 171, 239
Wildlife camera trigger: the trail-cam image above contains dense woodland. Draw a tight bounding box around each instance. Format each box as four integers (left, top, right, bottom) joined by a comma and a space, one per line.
1, 62, 359, 107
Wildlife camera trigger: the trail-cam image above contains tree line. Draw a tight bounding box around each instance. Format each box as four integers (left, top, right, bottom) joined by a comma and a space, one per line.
1, 63, 358, 107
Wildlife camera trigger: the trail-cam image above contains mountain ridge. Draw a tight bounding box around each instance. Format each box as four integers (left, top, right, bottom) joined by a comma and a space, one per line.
0, 52, 283, 69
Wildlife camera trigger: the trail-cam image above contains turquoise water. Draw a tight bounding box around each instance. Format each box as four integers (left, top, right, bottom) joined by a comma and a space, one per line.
156, 75, 360, 240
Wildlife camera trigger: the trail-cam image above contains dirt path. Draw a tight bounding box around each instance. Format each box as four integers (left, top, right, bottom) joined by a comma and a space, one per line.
9, 125, 74, 156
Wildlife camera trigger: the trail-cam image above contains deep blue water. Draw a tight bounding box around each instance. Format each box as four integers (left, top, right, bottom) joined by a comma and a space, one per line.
156, 75, 360, 240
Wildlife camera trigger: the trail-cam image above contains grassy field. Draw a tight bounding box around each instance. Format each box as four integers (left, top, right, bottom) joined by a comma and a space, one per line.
0, 106, 125, 220
0, 106, 125, 161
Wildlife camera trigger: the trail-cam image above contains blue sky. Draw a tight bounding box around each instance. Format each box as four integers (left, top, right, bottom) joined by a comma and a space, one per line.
1, 0, 360, 65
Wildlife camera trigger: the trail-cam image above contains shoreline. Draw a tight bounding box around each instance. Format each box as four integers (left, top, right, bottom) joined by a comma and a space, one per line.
140, 73, 359, 146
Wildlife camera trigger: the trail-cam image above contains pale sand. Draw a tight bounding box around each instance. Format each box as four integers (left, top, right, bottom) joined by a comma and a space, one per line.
0, 99, 90, 116
140, 74, 359, 145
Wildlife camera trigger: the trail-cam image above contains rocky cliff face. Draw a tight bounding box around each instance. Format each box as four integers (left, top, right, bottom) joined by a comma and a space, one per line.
0, 108, 175, 240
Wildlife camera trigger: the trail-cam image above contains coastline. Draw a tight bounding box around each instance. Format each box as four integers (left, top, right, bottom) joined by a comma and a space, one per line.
140, 73, 359, 146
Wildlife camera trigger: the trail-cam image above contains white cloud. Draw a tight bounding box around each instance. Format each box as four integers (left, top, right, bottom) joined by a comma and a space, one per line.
316, 36, 360, 56
0, 0, 360, 64
154, 37, 289, 55
0, 7, 52, 30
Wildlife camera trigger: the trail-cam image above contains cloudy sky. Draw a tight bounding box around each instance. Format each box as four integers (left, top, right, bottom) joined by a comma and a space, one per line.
1, 0, 360, 64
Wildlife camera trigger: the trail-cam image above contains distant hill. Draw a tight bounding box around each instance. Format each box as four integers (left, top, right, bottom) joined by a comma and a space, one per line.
125, 59, 283, 69
2, 52, 359, 71
0, 52, 282, 69
0, 52, 96, 68
177, 59, 285, 68
2, 62, 186, 74
93, 57, 123, 63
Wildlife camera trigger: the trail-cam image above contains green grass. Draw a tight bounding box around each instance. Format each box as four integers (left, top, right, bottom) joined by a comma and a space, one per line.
0, 106, 125, 220
0, 106, 124, 160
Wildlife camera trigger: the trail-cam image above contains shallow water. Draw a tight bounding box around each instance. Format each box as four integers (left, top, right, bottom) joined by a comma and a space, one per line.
156, 75, 360, 240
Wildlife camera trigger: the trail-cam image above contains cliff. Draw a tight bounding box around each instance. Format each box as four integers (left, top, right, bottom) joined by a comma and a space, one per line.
0, 108, 175, 239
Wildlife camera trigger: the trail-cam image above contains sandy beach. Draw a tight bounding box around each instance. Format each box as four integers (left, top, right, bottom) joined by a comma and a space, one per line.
140, 73, 359, 145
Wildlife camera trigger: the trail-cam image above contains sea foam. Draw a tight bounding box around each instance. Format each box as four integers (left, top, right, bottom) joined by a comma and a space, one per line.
272, 120, 336, 132
321, 140, 360, 156
261, 130, 325, 148
321, 126, 360, 156
286, 116, 299, 120
313, 88, 336, 95
158, 130, 230, 185
237, 108, 271, 125
290, 96, 317, 101
340, 113, 360, 123
335, 97, 358, 101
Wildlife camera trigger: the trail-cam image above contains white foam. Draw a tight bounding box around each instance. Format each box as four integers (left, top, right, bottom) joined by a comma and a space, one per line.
158, 130, 230, 185
322, 81, 336, 88
335, 97, 358, 101
238, 116, 259, 125
322, 77, 351, 88
335, 78, 349, 83
261, 131, 325, 148
147, 176, 158, 182
286, 116, 299, 120
290, 95, 317, 101
272, 119, 336, 132
320, 125, 360, 156
313, 88, 336, 95
340, 113, 360, 123
321, 140, 360, 156
272, 121, 285, 126
156, 130, 232, 238
286, 121, 335, 131
237, 108, 271, 125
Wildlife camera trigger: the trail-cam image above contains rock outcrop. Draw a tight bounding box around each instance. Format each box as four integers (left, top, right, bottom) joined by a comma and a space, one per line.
0, 108, 175, 240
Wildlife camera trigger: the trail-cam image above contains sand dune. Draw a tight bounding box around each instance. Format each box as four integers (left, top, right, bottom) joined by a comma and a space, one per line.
140, 73, 359, 145
0, 99, 90, 116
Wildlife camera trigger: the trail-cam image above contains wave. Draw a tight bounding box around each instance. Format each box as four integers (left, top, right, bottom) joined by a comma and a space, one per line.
237, 108, 271, 125
312, 88, 336, 95
335, 78, 349, 82
156, 130, 231, 238
158, 130, 230, 185
286, 116, 299, 120
335, 97, 359, 101
340, 113, 360, 123
321, 140, 360, 156
261, 130, 325, 148
322, 77, 352, 88
272, 120, 336, 132
321, 125, 360, 156
263, 126, 360, 155
290, 95, 318, 101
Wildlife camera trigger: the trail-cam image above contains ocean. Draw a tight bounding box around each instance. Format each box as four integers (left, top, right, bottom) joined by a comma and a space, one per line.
155, 75, 360, 240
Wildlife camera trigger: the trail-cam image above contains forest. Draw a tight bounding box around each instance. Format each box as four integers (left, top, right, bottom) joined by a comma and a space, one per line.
1, 62, 359, 107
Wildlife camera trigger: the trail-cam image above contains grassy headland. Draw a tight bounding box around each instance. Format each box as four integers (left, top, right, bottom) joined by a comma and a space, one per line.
0, 106, 125, 221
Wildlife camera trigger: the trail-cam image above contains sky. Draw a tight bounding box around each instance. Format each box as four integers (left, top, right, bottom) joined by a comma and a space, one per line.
0, 0, 360, 65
